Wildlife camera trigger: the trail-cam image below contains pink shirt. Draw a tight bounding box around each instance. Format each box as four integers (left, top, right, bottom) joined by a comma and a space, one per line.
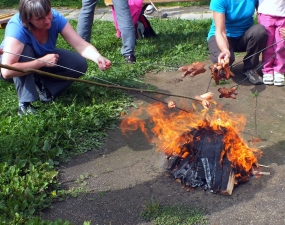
112, 0, 143, 38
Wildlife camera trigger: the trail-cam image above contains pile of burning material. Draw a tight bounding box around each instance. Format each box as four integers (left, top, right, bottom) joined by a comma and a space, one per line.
121, 103, 266, 195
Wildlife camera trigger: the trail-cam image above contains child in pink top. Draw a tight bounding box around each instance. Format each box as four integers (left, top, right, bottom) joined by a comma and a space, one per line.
112, 0, 143, 38
258, 0, 285, 86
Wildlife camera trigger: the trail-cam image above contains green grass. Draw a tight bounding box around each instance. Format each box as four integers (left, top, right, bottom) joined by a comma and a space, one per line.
0, 15, 211, 225
0, 0, 210, 9
141, 201, 207, 225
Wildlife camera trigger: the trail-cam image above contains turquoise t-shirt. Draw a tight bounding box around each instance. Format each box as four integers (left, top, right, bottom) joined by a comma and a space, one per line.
0, 9, 67, 57
207, 0, 258, 41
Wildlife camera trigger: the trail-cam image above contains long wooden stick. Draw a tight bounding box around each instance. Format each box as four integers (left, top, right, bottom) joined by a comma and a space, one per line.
0, 63, 201, 102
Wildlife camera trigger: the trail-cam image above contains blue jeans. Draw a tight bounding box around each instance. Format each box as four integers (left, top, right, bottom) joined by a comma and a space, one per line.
77, 0, 135, 56
1, 45, 87, 103
112, 0, 136, 56
77, 0, 98, 43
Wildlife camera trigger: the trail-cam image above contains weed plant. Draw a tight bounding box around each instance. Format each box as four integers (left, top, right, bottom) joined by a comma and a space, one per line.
0, 16, 211, 224
141, 201, 207, 225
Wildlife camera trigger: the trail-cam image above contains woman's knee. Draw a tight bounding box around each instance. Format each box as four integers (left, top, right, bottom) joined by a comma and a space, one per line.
19, 45, 36, 62
56, 49, 88, 76
68, 55, 87, 78
251, 24, 268, 41
75, 56, 88, 74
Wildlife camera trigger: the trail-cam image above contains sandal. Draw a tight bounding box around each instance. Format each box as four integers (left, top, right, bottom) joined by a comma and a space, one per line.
263, 74, 274, 85
274, 72, 284, 86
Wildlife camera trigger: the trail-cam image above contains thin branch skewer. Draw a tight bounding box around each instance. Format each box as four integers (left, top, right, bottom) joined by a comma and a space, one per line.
0, 63, 201, 102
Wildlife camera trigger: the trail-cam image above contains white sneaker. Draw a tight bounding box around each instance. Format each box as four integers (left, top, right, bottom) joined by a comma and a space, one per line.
274, 71, 284, 86
263, 73, 274, 85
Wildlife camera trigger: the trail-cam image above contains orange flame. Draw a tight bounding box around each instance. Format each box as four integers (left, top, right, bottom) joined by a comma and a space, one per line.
120, 103, 262, 178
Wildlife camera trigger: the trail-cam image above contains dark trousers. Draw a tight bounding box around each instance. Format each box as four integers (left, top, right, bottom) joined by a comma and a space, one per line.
0, 45, 87, 103
207, 24, 268, 72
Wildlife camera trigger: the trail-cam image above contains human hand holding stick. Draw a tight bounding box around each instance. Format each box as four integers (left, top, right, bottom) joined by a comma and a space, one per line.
97, 56, 112, 70
209, 58, 234, 85
218, 51, 230, 64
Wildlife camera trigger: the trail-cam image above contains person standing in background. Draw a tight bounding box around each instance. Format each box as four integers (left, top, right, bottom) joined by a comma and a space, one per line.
258, 0, 285, 86
77, 0, 137, 63
77, 0, 98, 43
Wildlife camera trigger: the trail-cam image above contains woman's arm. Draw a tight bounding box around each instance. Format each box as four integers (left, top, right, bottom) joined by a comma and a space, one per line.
1, 37, 59, 79
213, 11, 230, 62
61, 23, 111, 70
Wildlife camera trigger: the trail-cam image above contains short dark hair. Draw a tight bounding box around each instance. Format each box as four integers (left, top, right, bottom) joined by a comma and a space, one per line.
19, 0, 51, 29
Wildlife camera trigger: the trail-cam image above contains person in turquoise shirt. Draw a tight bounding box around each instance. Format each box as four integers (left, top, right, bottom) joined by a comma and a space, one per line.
207, 0, 268, 85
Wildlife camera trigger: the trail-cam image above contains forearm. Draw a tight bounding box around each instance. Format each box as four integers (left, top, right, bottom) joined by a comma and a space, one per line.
1, 59, 45, 79
78, 43, 101, 63
216, 31, 229, 54
212, 12, 230, 58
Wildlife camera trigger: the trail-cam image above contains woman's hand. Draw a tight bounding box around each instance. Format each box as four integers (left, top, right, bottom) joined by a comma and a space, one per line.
40, 54, 59, 67
218, 50, 230, 63
61, 23, 111, 70
280, 28, 285, 39
97, 55, 112, 70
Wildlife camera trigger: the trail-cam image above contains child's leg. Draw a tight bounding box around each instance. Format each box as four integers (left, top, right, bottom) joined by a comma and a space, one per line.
112, 0, 136, 57
272, 16, 285, 86
273, 16, 285, 74
258, 13, 275, 75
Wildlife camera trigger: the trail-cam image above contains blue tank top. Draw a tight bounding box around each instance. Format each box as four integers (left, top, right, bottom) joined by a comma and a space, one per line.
0, 9, 67, 57
207, 0, 258, 41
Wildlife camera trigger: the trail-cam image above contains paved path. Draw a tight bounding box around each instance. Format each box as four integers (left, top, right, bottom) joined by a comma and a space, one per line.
0, 5, 213, 22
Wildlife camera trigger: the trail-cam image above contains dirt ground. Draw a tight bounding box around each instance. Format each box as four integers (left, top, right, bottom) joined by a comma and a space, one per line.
41, 59, 285, 225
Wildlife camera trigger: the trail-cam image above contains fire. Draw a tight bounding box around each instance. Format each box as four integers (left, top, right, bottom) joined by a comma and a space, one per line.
120, 102, 262, 180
